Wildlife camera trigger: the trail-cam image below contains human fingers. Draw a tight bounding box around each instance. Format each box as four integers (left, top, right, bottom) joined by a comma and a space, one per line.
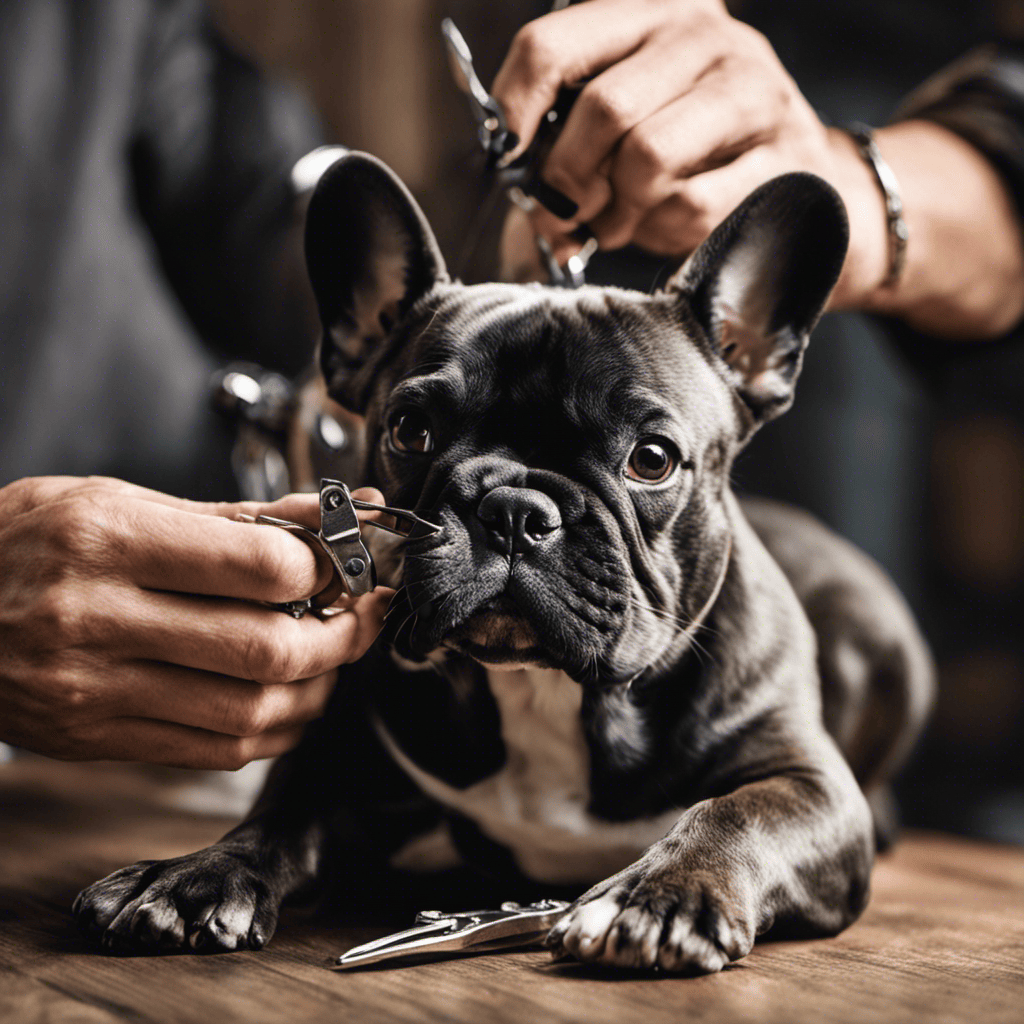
0, 474, 286, 524
586, 53, 802, 251
59, 717, 305, 770
491, 0, 665, 163
626, 118, 838, 259
542, 25, 731, 222
630, 149, 777, 256
0, 477, 330, 604
21, 486, 393, 609
112, 586, 394, 681
0, 475, 193, 519
15, 492, 329, 607
4, 475, 388, 532
106, 663, 337, 737
2, 653, 335, 758
340, 586, 396, 658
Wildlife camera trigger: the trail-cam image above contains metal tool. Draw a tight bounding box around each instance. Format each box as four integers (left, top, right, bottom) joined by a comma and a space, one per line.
442, 6, 597, 286
239, 478, 441, 618
333, 899, 570, 970
441, 18, 511, 160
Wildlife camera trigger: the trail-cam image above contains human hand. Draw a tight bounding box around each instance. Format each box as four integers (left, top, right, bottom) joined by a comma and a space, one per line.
0, 476, 394, 768
492, 0, 889, 307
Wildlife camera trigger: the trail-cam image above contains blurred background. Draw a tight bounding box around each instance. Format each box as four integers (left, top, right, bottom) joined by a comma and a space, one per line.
2, 0, 1022, 842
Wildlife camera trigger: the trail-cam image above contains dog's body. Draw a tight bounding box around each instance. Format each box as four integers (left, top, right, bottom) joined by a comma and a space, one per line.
75, 155, 933, 972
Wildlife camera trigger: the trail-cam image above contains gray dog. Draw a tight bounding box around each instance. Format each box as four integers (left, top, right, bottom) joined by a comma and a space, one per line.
75, 153, 933, 973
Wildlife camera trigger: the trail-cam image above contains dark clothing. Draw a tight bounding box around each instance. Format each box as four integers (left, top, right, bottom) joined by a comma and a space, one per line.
0, 0, 320, 498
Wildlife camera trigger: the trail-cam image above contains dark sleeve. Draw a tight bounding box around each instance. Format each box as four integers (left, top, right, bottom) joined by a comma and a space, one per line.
893, 42, 1024, 224
878, 42, 1024, 382
129, 0, 324, 375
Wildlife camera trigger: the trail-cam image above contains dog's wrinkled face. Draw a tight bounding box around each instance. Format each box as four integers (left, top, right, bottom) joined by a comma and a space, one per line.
304, 154, 848, 686
358, 284, 738, 684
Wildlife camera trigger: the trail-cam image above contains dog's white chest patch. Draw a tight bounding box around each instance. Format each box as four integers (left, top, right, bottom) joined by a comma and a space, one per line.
379, 667, 683, 884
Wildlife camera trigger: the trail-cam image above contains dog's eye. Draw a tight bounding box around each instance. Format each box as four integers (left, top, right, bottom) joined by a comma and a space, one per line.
389, 410, 434, 454
626, 439, 675, 484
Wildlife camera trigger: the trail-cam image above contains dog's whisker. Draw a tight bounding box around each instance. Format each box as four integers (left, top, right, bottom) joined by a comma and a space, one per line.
625, 594, 720, 673
381, 585, 411, 622
626, 594, 692, 632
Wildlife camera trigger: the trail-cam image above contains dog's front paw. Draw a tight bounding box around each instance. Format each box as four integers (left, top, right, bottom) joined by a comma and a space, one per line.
73, 848, 280, 954
546, 863, 755, 974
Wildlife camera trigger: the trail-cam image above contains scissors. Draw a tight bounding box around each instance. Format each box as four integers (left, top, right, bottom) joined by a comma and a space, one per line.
239, 478, 441, 618
333, 899, 570, 970
442, 4, 598, 287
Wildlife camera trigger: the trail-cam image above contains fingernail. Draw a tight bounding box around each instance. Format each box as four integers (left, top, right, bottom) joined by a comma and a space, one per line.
530, 180, 579, 221
493, 131, 521, 168
508, 186, 536, 212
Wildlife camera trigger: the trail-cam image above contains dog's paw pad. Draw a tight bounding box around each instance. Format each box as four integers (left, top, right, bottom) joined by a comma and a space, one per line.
656, 915, 728, 973
131, 899, 186, 947
550, 892, 622, 959
189, 898, 259, 952
73, 851, 280, 955
548, 867, 754, 974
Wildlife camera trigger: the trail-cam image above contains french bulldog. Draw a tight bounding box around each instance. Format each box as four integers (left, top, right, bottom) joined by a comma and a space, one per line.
74, 153, 933, 973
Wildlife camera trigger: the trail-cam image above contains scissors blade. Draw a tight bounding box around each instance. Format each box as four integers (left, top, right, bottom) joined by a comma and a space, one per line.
334, 918, 460, 969
441, 18, 501, 121
441, 17, 510, 159
348, 497, 442, 539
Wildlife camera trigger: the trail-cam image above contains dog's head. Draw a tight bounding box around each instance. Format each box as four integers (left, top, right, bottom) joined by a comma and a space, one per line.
304, 154, 847, 686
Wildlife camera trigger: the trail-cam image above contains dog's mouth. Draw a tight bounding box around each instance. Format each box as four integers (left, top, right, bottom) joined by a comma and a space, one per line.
382, 507, 630, 682
442, 596, 553, 668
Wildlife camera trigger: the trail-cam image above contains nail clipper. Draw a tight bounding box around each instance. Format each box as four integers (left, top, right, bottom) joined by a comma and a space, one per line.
238, 478, 441, 618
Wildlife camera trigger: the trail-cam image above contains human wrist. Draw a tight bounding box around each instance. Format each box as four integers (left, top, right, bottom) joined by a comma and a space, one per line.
825, 127, 892, 312
828, 120, 1024, 336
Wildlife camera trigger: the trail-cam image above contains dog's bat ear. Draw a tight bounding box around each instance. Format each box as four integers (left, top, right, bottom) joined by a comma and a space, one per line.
666, 172, 848, 430
304, 151, 449, 412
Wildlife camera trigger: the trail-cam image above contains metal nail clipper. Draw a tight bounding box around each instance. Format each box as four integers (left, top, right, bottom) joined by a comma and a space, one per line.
238, 478, 441, 618
332, 899, 570, 970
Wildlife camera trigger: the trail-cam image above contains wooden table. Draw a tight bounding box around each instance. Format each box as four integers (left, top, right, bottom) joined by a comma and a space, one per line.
2, 758, 1022, 1024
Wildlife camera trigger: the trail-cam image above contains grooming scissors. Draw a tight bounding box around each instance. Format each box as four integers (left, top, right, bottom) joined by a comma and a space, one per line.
442, 5, 597, 286
333, 899, 569, 970
239, 478, 441, 618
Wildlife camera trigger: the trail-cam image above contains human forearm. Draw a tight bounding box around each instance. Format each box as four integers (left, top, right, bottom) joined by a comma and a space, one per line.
491, 0, 1024, 342
0, 477, 392, 767
828, 120, 1024, 339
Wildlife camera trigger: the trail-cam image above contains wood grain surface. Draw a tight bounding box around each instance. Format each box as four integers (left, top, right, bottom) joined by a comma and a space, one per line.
1, 758, 1022, 1024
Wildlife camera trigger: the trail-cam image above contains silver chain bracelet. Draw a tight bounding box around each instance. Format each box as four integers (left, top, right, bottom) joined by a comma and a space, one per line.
846, 122, 909, 288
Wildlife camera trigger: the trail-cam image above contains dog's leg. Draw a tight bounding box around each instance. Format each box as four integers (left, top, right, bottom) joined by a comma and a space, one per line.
73, 673, 434, 954
73, 747, 329, 953
546, 736, 873, 973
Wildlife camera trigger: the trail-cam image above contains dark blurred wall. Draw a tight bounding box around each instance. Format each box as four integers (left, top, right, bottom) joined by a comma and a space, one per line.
209, 0, 537, 260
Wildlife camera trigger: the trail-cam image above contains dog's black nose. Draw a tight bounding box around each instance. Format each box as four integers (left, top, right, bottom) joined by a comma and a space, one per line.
477, 487, 562, 553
